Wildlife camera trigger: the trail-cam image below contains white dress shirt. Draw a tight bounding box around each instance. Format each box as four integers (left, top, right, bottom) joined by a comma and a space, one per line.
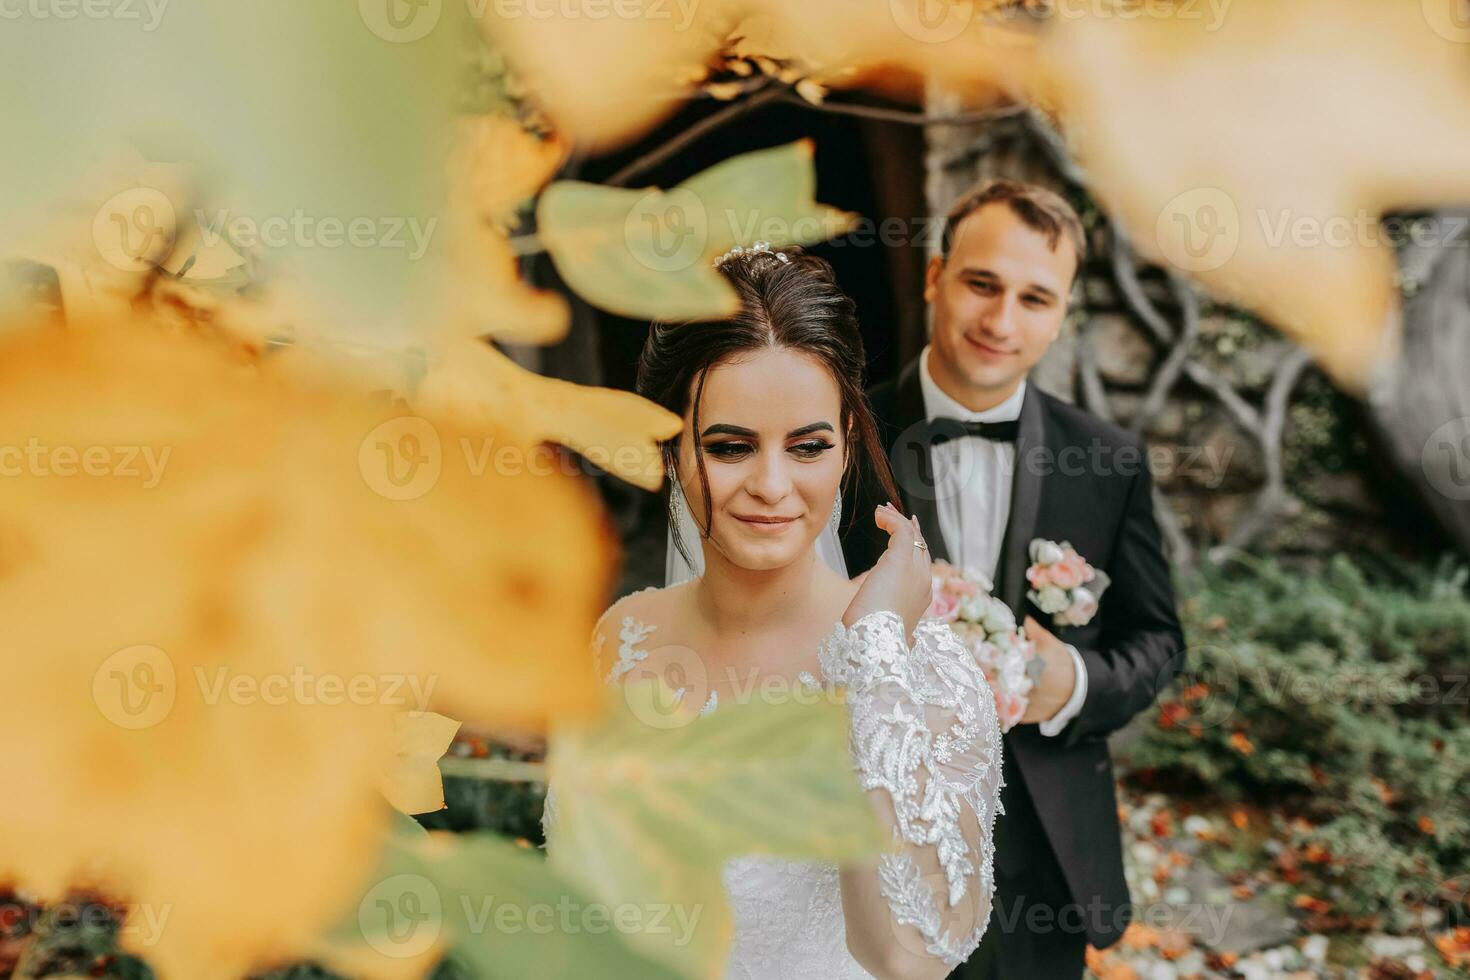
917, 346, 1088, 736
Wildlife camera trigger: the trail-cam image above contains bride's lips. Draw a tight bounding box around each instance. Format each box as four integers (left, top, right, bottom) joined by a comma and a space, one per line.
733, 514, 800, 532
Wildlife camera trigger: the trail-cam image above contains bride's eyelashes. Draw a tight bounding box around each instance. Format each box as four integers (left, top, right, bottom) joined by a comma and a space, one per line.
702, 440, 835, 461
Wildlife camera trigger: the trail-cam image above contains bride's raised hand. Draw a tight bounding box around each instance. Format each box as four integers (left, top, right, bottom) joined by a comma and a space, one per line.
842, 502, 933, 638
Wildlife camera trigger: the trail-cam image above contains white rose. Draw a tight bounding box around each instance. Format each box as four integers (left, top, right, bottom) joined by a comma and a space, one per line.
1035, 585, 1070, 614
958, 593, 989, 622
1066, 587, 1099, 625
981, 599, 1016, 634
962, 566, 995, 594
1032, 540, 1064, 565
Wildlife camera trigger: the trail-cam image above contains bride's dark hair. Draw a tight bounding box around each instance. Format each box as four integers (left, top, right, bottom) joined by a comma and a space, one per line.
636, 244, 903, 570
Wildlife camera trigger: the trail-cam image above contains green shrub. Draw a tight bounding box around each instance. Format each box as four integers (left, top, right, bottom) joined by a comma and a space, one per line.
1123, 554, 1470, 923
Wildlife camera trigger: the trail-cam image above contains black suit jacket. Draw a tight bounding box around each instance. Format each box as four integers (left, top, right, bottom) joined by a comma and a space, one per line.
841, 356, 1184, 948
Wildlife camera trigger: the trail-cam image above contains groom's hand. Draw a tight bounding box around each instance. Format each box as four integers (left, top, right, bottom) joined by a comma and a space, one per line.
1020, 615, 1078, 725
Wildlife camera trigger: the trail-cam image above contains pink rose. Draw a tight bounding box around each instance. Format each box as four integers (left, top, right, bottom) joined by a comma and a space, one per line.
1050, 554, 1087, 590
994, 691, 1027, 731
945, 577, 980, 597
1025, 563, 1055, 590
926, 587, 962, 623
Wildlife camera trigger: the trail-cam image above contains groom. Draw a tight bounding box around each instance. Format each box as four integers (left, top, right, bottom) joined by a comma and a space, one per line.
841, 179, 1184, 978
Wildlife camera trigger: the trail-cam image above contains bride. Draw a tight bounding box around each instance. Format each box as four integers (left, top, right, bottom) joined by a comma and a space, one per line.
544, 243, 1003, 980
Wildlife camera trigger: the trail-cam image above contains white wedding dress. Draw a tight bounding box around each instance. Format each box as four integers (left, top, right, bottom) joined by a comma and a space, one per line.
542, 593, 1004, 979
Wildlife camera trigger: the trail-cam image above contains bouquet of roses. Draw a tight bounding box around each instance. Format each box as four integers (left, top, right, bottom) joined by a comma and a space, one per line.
922, 560, 1037, 731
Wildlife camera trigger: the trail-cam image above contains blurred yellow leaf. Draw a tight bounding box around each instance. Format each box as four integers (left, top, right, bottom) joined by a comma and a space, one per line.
379, 711, 463, 816
439, 115, 572, 346
453, 115, 567, 226
416, 338, 683, 491
0, 315, 611, 978
484, 0, 1033, 150
1035, 0, 1470, 389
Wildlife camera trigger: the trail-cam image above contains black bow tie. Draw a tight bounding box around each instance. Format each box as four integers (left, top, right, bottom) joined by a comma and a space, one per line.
924, 416, 1020, 446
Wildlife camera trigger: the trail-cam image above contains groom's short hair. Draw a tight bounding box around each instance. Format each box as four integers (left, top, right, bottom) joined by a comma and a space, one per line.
940, 179, 1086, 270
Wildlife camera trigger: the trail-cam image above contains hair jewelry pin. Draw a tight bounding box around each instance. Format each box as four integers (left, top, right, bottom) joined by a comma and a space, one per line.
713, 240, 790, 269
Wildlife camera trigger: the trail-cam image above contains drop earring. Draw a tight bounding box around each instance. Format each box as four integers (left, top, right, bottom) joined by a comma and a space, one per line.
829, 488, 842, 534
667, 466, 688, 527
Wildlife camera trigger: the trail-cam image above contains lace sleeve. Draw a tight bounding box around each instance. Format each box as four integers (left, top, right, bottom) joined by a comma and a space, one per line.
817, 610, 1004, 967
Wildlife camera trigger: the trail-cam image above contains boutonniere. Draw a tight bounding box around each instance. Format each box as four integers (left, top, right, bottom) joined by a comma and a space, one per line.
1026, 538, 1110, 628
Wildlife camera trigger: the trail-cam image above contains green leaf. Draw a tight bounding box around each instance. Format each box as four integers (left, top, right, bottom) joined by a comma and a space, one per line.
334, 816, 683, 980
546, 681, 885, 978
537, 140, 858, 321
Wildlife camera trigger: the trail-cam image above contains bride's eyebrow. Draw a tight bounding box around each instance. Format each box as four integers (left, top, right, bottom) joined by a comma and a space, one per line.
700, 422, 834, 438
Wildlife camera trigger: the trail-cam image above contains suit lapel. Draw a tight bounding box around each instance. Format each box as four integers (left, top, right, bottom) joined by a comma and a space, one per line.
890, 358, 951, 564
997, 385, 1047, 611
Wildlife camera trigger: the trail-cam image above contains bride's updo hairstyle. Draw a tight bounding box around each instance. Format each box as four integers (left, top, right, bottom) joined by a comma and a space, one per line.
636, 243, 903, 569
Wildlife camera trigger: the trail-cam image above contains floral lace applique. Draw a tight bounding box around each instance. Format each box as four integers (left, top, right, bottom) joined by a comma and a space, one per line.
816, 610, 1004, 967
